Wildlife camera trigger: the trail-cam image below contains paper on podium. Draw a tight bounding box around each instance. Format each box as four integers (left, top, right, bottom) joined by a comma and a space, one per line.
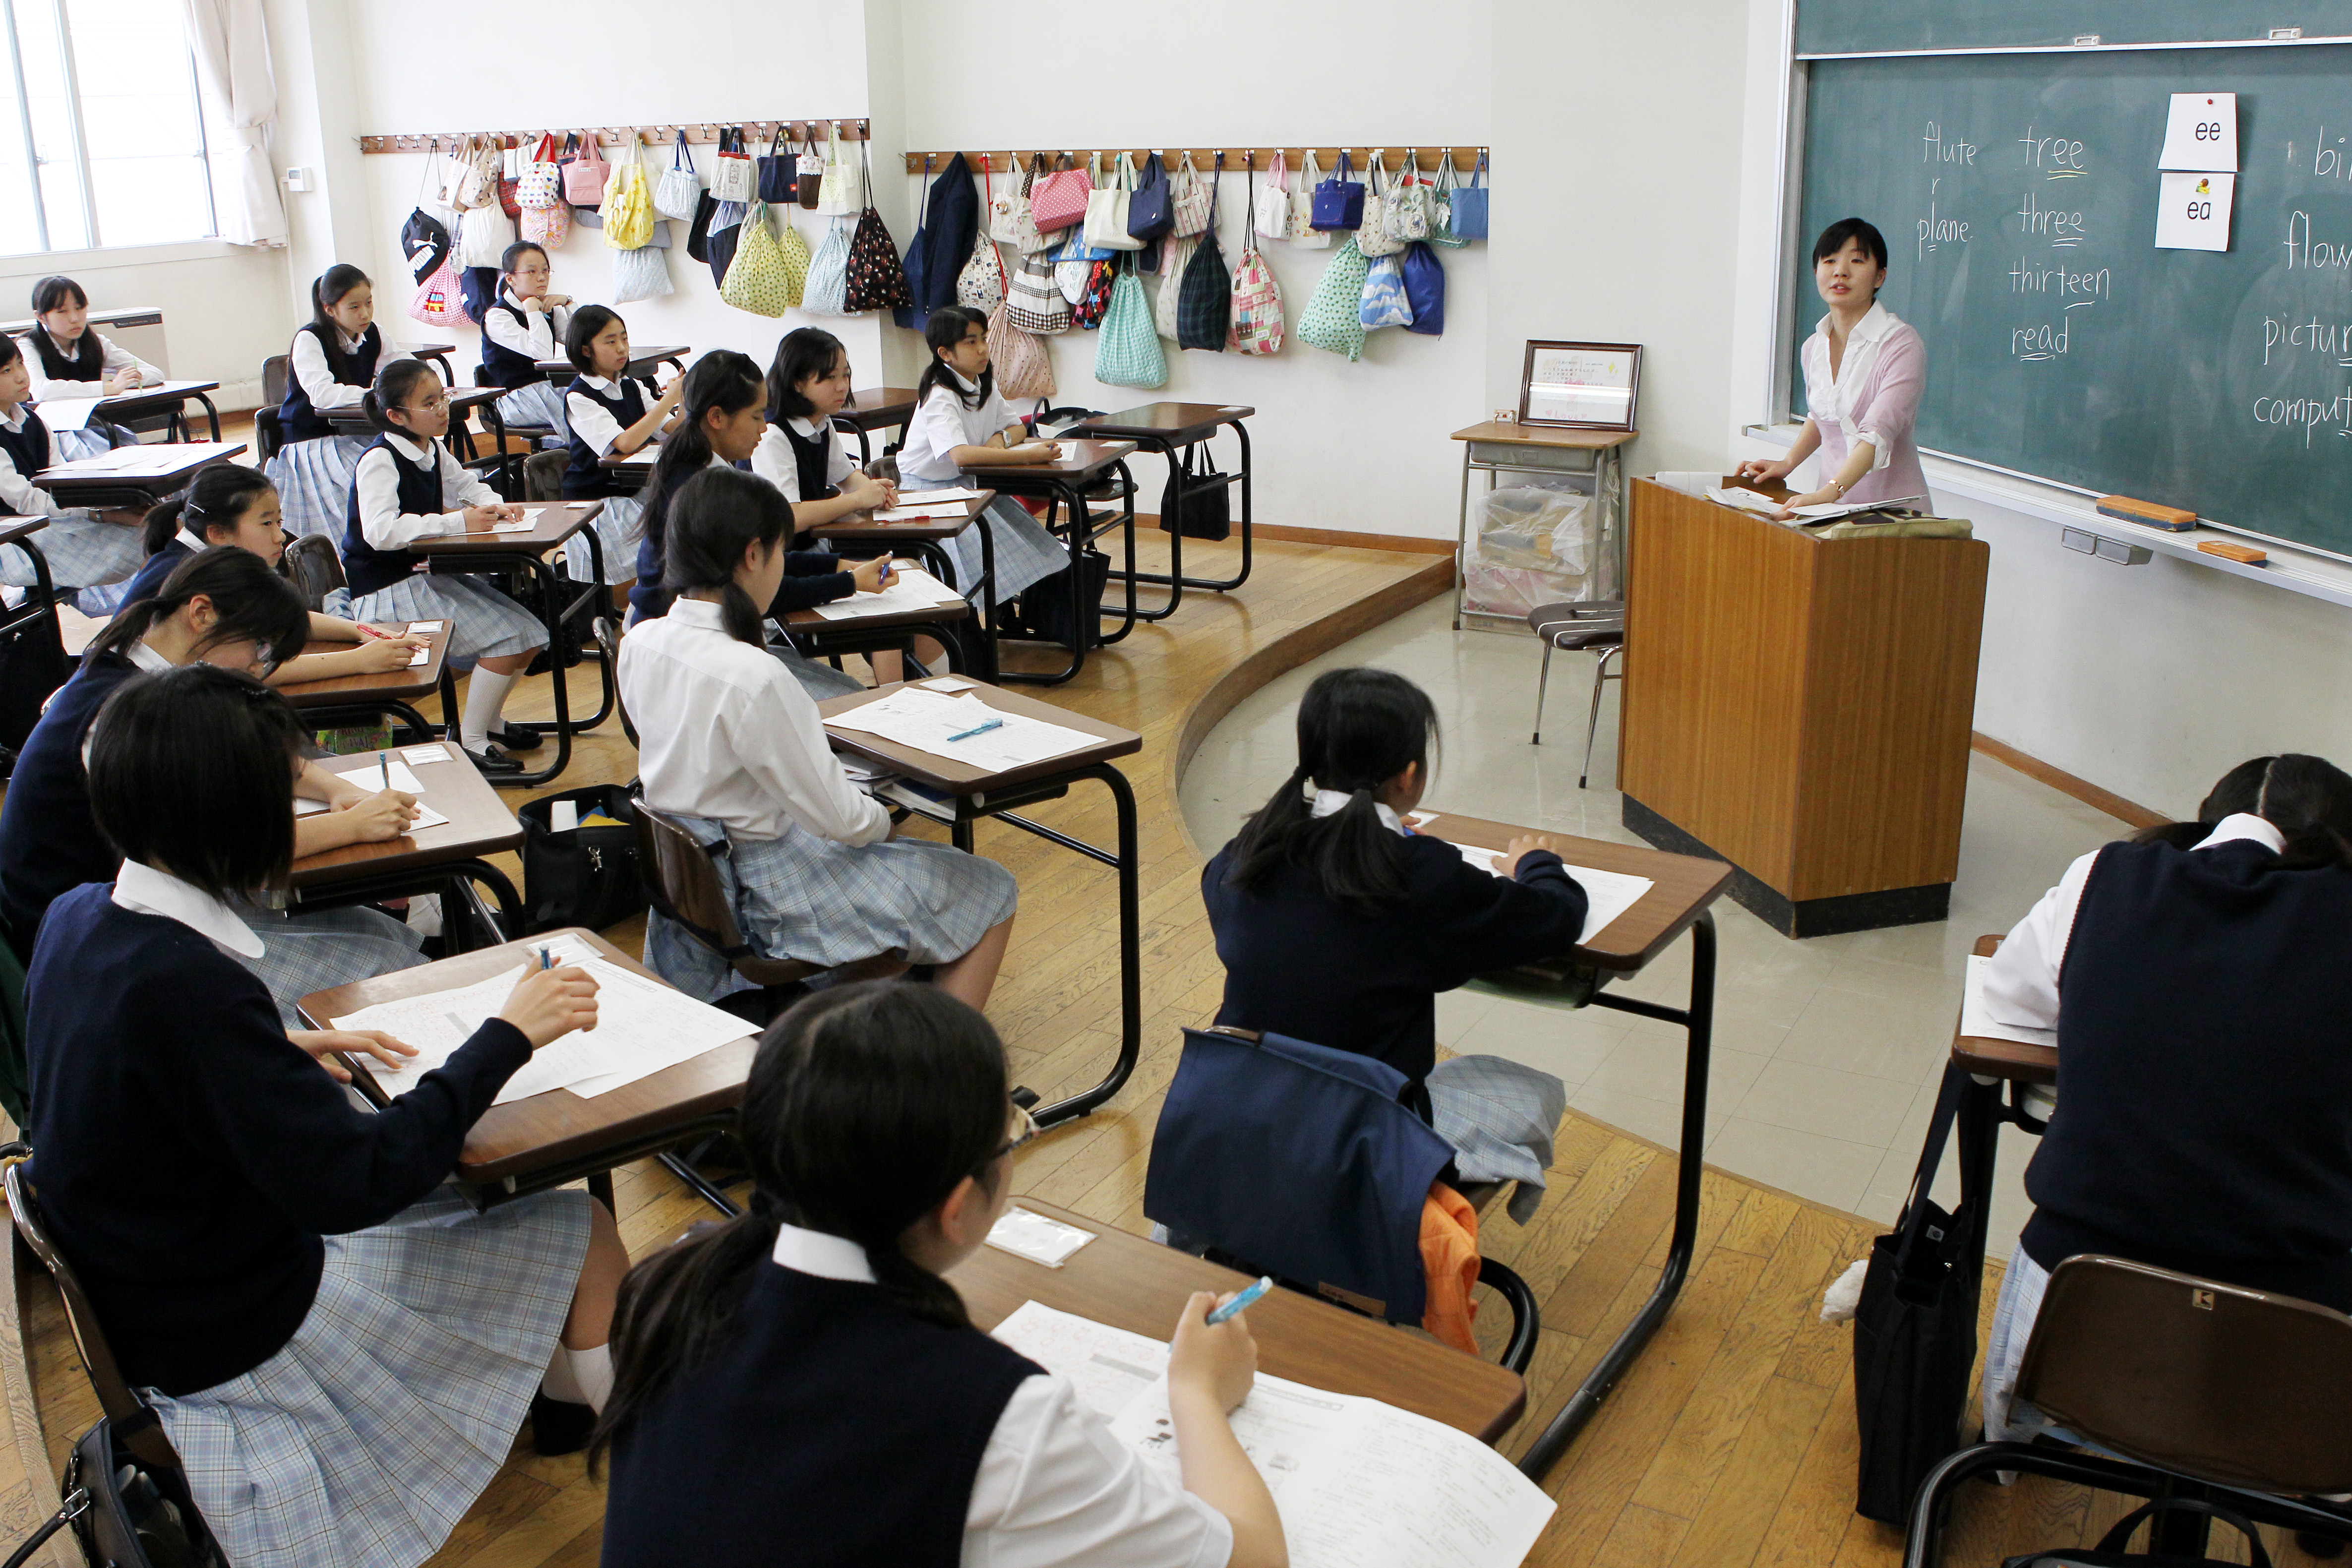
809, 567, 966, 620
1451, 843, 1653, 944
825, 686, 1097, 771
991, 1301, 1556, 1568
1960, 954, 2055, 1048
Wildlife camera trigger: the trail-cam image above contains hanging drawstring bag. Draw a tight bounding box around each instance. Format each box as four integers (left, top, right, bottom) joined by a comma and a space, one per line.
612, 234, 673, 302
704, 198, 746, 290
562, 131, 610, 206
1298, 236, 1370, 361
654, 130, 702, 221
1398, 241, 1445, 336
896, 154, 937, 330
1427, 150, 1471, 249
1028, 151, 1092, 234
816, 122, 863, 216
957, 224, 1011, 311
1228, 160, 1284, 355
1359, 251, 1414, 329
1176, 155, 1230, 352
721, 200, 795, 316
1291, 150, 1332, 248
1356, 153, 1402, 257
988, 300, 1056, 400
1387, 148, 1432, 242
1054, 225, 1095, 306
1174, 150, 1213, 238
796, 128, 825, 210
523, 186, 571, 246
1084, 152, 1145, 252
601, 135, 655, 249
802, 216, 855, 315
457, 185, 517, 267
1154, 233, 1196, 341
1005, 246, 1072, 335
1254, 150, 1292, 241
1072, 257, 1115, 330
776, 214, 811, 305
1094, 257, 1168, 390
519, 132, 565, 210
1450, 150, 1489, 240
497, 136, 523, 218
843, 143, 911, 313
407, 145, 466, 329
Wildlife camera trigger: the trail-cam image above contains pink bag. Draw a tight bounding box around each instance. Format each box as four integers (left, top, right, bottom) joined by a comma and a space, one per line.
562, 133, 609, 205
988, 300, 1055, 400
408, 255, 466, 328
1028, 153, 1093, 234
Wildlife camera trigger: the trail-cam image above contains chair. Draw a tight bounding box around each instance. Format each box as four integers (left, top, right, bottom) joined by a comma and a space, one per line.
1142, 1025, 1541, 1373
252, 354, 289, 464
523, 449, 569, 503
1528, 599, 1625, 788
281, 531, 346, 613
1904, 1255, 2352, 1566
2, 1150, 181, 1473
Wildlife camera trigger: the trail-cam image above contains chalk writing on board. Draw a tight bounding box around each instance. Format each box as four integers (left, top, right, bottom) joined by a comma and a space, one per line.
2018, 126, 2087, 178
2261, 316, 2352, 368
2303, 128, 2352, 181
2012, 301, 2095, 362
2249, 387, 2352, 445
1918, 177, 1970, 259
2009, 260, 2110, 299
2019, 190, 2087, 246
1923, 123, 1977, 164
2282, 210, 2352, 271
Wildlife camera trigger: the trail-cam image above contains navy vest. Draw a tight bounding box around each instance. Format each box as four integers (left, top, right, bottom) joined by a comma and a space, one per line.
627, 459, 704, 623
775, 416, 835, 502
0, 411, 51, 482
341, 435, 440, 598
479, 298, 555, 390
2024, 837, 2352, 1308
117, 539, 192, 608
0, 652, 136, 960
25, 325, 102, 383
562, 375, 649, 500
278, 323, 382, 444
599, 1264, 1040, 1568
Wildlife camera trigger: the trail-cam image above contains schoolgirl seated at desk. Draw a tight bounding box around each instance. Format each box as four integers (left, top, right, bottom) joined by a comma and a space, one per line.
0, 330, 148, 614
478, 241, 573, 440
22, 663, 629, 1568
21, 274, 158, 460
562, 305, 682, 610
267, 264, 407, 540
0, 548, 426, 1023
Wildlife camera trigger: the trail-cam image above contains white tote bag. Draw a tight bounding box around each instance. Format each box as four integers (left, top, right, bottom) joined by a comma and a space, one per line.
815, 122, 863, 216
1290, 151, 1332, 249
456, 198, 517, 267
1254, 151, 1292, 241
1083, 152, 1145, 252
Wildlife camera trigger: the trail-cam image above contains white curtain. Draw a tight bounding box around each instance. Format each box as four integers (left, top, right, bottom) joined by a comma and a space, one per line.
181, 0, 287, 247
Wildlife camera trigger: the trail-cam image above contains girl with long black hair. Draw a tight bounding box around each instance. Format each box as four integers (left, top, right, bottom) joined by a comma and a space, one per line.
560, 304, 683, 608
267, 265, 412, 540
0, 331, 149, 612
20, 274, 157, 459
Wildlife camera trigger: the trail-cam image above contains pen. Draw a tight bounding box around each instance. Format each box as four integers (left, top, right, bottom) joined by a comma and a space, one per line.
1206, 1276, 1273, 1326
377, 750, 391, 792
539, 946, 553, 971
945, 717, 1004, 743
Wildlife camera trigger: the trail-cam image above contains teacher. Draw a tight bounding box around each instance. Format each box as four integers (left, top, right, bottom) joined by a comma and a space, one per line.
1738, 217, 1928, 517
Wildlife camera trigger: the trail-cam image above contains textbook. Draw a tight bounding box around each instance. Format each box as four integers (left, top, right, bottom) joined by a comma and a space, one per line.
991, 1301, 1556, 1568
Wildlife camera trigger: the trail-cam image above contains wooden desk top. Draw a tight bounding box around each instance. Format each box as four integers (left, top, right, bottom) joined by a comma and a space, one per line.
1080, 402, 1255, 441
408, 500, 601, 557
1451, 421, 1638, 450
299, 929, 759, 1186
782, 578, 971, 634
32, 440, 245, 494
836, 387, 921, 428
948, 1198, 1526, 1443
290, 745, 521, 887
55, 604, 97, 658
1954, 934, 2056, 1083
805, 491, 993, 544
274, 622, 450, 707
960, 438, 1136, 484
535, 347, 687, 380
1410, 811, 1733, 972
820, 678, 1141, 795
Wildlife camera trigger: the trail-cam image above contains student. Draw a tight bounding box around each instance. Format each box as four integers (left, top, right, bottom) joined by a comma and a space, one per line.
0, 547, 428, 1022
563, 305, 681, 609
594, 981, 1287, 1568
120, 465, 430, 684
619, 468, 1016, 1008
268, 265, 408, 541
630, 352, 895, 697
0, 331, 149, 614
1979, 753, 2352, 1444
754, 327, 895, 522
1202, 667, 1590, 1089
19, 274, 159, 459
894, 305, 1073, 606
345, 359, 550, 775
22, 663, 631, 1568
479, 241, 574, 441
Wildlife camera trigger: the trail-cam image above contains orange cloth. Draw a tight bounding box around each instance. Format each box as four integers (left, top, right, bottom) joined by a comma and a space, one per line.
1419, 1180, 1482, 1354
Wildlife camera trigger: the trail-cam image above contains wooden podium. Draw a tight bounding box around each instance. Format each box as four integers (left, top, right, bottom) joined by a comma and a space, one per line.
1618, 478, 1988, 937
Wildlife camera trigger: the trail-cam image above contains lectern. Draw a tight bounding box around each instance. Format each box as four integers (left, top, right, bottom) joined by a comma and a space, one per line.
1618, 479, 1988, 937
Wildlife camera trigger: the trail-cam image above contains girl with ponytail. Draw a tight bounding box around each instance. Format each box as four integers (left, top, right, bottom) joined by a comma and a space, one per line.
265, 265, 413, 541
1203, 666, 1591, 1087
594, 982, 1286, 1568
617, 467, 1018, 1010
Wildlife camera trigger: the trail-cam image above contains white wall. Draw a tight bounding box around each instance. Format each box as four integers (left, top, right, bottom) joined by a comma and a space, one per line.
0, 241, 290, 410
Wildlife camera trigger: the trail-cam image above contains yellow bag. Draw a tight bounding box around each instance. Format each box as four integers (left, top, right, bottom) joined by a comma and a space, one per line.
600, 138, 655, 250
721, 202, 794, 316
774, 211, 811, 308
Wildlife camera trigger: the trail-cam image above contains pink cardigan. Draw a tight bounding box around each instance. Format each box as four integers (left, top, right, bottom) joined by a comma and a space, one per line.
1801, 304, 1929, 507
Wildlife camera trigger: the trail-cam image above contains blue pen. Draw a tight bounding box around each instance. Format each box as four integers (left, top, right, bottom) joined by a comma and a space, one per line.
945, 717, 1004, 743
377, 750, 391, 792
538, 946, 552, 971
1206, 1276, 1272, 1326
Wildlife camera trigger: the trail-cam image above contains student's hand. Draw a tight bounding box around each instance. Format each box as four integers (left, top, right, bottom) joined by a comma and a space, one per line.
1018, 440, 1062, 462
106, 369, 140, 396
875, 477, 901, 509
461, 504, 509, 530
849, 554, 893, 593
655, 376, 687, 412
521, 296, 546, 314
351, 637, 423, 673
343, 789, 422, 841
360, 622, 418, 642
96, 507, 148, 528
543, 293, 572, 309
1169, 1290, 1258, 1414
287, 1027, 419, 1084
1736, 457, 1796, 484
498, 962, 600, 1048
839, 469, 888, 510
1503, 833, 1565, 878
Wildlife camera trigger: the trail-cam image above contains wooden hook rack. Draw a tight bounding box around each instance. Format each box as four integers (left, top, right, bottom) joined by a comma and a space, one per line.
902, 146, 1486, 176
357, 119, 871, 156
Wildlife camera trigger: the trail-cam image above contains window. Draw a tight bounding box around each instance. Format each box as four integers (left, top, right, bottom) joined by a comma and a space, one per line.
0, 0, 215, 255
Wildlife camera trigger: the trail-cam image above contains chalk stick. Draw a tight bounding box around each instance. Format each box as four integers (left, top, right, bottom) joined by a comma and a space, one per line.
2197, 540, 2267, 566
2096, 495, 2198, 532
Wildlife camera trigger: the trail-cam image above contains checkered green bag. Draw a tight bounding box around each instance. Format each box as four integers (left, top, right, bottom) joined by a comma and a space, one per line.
1093, 259, 1168, 389
1298, 236, 1369, 361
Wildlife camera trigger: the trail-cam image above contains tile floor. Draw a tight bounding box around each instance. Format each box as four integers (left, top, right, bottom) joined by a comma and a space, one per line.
1178, 596, 2144, 1260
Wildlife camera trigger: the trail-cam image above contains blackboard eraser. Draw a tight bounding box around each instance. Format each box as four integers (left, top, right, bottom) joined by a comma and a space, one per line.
2096, 495, 2197, 531
2197, 540, 2267, 566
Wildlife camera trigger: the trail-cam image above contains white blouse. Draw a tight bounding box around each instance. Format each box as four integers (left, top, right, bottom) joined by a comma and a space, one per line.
897, 372, 1017, 486
0, 405, 90, 520
750, 415, 855, 504
22, 329, 161, 401
483, 291, 569, 364
618, 597, 891, 846
289, 326, 403, 415
566, 373, 662, 459
350, 430, 502, 551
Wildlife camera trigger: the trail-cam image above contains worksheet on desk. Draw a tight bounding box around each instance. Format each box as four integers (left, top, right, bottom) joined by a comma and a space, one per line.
825, 686, 1098, 771
808, 567, 965, 619
1449, 842, 1653, 944
34, 398, 100, 432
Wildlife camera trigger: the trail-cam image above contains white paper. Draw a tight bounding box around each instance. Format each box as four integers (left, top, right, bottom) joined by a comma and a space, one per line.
294, 796, 329, 817
1960, 954, 2055, 1048
407, 620, 446, 633
825, 686, 1098, 771
809, 567, 966, 620
407, 646, 431, 666
399, 744, 453, 765
1452, 843, 1653, 944
1791, 494, 1928, 520
2155, 171, 2234, 251
922, 676, 977, 693
991, 1302, 1555, 1568
330, 758, 424, 794
1705, 484, 1788, 515
984, 1207, 1096, 1267
61, 445, 152, 471
873, 500, 978, 521
34, 398, 100, 433
2159, 91, 2237, 172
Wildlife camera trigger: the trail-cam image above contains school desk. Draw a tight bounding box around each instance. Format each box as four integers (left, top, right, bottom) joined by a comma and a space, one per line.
302, 928, 757, 1213
1078, 401, 1258, 605
29, 440, 245, 511
289, 744, 526, 947
64, 379, 224, 443
391, 341, 457, 383
1942, 932, 2054, 1306
833, 385, 920, 466
325, 384, 511, 472
408, 501, 616, 788
274, 620, 454, 741
804, 491, 995, 676
957, 438, 1140, 688
1405, 810, 1732, 1481
0, 517, 60, 668
819, 677, 1143, 1126
777, 566, 974, 676
948, 1197, 1528, 1444
534, 345, 689, 383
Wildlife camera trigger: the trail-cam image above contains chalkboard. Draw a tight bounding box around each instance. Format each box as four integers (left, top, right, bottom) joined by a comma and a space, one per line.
1797, 1, 2352, 57
1796, 47, 2352, 556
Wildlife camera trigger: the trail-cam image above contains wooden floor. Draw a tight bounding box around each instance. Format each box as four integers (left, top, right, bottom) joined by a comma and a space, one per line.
1, 518, 2316, 1567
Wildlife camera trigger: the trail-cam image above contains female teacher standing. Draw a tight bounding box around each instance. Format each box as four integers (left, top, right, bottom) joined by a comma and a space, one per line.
1739, 218, 1929, 515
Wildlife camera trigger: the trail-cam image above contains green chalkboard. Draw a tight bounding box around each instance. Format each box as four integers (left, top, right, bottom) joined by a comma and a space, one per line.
1797, 47, 2352, 556
1796, 1, 2352, 57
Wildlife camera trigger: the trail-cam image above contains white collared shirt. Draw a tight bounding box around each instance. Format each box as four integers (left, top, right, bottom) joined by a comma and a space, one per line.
565, 372, 660, 459
483, 290, 568, 364
1801, 301, 1903, 476
0, 403, 81, 519
768, 1223, 1232, 1568
125, 639, 172, 674
1983, 812, 2290, 1031
351, 428, 502, 551
898, 371, 1016, 486
288, 325, 401, 415
111, 859, 263, 959
22, 328, 161, 401
174, 527, 207, 554
750, 415, 856, 504
618, 596, 891, 846
1308, 785, 1407, 836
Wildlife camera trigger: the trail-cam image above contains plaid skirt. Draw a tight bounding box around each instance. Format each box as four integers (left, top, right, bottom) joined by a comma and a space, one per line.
142, 1187, 591, 1568
564, 492, 642, 586
51, 422, 136, 463
266, 435, 370, 542
349, 573, 544, 664
494, 381, 570, 445
0, 513, 144, 593
234, 903, 427, 1029
938, 495, 1069, 603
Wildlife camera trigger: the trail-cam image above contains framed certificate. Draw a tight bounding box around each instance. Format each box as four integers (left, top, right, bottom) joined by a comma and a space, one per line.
1518, 341, 1642, 431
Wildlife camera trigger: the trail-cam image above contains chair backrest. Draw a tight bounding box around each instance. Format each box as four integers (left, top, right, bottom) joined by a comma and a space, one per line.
631, 799, 750, 957
1144, 1026, 1454, 1324
260, 354, 288, 409
524, 449, 568, 502
280, 532, 346, 613
2017, 1254, 2352, 1495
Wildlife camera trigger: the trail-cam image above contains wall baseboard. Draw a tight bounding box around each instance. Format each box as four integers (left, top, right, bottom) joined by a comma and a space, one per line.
1971, 731, 2167, 829
1132, 514, 1455, 556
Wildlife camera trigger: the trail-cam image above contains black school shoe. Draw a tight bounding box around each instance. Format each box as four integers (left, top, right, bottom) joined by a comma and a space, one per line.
528, 1390, 596, 1456
493, 723, 544, 752
464, 743, 524, 777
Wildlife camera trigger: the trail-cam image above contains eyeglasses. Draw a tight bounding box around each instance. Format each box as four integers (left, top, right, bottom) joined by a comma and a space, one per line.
995, 1100, 1040, 1160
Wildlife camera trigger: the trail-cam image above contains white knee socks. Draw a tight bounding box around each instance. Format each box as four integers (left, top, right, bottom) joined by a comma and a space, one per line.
460, 667, 518, 755
543, 1341, 614, 1411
